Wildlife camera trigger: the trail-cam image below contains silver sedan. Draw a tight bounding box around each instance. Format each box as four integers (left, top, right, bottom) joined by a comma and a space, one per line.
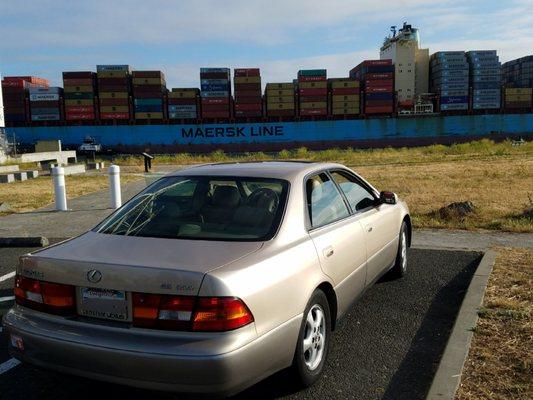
3, 161, 411, 397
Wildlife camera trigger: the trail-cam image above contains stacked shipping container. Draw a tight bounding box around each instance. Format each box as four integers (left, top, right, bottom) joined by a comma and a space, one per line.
350, 60, 394, 114
132, 71, 166, 120
467, 51, 501, 110
1, 76, 49, 123
502, 56, 533, 110
168, 88, 199, 119
265, 83, 295, 117
298, 70, 327, 116
200, 68, 231, 119
430, 52, 469, 111
62, 72, 96, 121
328, 78, 360, 116
29, 87, 63, 121
234, 68, 262, 118
97, 65, 132, 120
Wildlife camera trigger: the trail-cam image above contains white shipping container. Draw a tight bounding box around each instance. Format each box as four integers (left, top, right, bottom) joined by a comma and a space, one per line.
97, 65, 131, 72
30, 93, 60, 101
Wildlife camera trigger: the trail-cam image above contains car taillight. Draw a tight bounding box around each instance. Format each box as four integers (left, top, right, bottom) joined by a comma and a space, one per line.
132, 294, 254, 332
14, 275, 75, 315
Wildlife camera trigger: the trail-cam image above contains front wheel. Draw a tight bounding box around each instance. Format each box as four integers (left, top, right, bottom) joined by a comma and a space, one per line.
388, 222, 408, 279
292, 290, 331, 387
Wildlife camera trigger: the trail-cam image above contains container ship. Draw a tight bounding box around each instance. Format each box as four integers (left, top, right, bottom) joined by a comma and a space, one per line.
2, 24, 532, 153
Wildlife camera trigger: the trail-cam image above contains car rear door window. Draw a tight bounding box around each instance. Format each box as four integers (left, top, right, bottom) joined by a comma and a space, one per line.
307, 173, 350, 228
330, 171, 376, 212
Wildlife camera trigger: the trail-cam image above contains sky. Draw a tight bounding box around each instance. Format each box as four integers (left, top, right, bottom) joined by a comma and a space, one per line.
0, 0, 532, 88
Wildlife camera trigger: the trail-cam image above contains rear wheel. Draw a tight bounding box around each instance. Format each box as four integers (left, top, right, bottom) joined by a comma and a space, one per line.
292, 290, 331, 387
388, 222, 408, 279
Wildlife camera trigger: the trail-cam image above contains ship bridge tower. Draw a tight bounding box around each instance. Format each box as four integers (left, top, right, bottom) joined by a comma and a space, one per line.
380, 22, 429, 110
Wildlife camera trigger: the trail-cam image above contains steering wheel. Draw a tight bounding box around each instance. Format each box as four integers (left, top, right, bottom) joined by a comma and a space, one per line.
247, 188, 279, 213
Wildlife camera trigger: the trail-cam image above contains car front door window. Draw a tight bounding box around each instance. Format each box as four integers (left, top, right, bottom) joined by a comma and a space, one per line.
307, 173, 350, 228
330, 171, 376, 213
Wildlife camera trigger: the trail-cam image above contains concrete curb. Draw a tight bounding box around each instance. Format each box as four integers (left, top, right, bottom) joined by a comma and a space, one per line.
0, 237, 49, 248
426, 249, 497, 400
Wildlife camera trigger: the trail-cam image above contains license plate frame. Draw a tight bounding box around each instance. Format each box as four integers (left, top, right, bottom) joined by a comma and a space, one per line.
77, 287, 132, 322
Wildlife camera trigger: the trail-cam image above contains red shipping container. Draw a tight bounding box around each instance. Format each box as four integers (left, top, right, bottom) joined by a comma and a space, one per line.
65, 106, 94, 113
363, 59, 392, 66
66, 113, 95, 120
299, 88, 327, 96
234, 96, 262, 104
201, 98, 230, 105
132, 71, 164, 78
365, 106, 393, 114
234, 90, 262, 98
331, 88, 360, 95
5, 106, 25, 113
63, 78, 94, 86
169, 98, 198, 105
234, 68, 260, 77
298, 76, 327, 82
365, 79, 394, 87
133, 91, 164, 99
100, 98, 129, 106
267, 109, 295, 117
63, 72, 94, 79
365, 100, 393, 107
300, 109, 327, 116
98, 77, 128, 84
365, 73, 394, 80
202, 111, 230, 118
202, 104, 229, 111
235, 103, 262, 111
98, 84, 129, 92
2, 80, 28, 88
30, 100, 61, 107
366, 87, 393, 93
100, 112, 130, 119
133, 84, 165, 92
299, 95, 328, 102
235, 110, 262, 117
234, 83, 261, 91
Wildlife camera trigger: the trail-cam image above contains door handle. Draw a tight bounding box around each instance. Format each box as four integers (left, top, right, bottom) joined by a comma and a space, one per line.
366, 225, 373, 233
323, 246, 334, 258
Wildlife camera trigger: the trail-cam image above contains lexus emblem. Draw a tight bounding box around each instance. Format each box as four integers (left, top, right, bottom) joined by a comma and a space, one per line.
87, 269, 102, 283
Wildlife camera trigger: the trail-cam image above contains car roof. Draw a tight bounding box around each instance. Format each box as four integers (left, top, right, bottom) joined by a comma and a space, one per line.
166, 161, 348, 181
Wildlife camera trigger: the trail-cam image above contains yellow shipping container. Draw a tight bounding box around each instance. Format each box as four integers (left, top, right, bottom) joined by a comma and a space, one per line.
97, 71, 129, 78
332, 95, 359, 102
330, 80, 359, 89
300, 102, 327, 109
99, 92, 129, 99
266, 89, 293, 97
267, 103, 294, 110
299, 81, 327, 89
266, 95, 294, 104
266, 83, 293, 89
65, 99, 93, 106
505, 88, 532, 95
332, 108, 360, 115
135, 112, 164, 119
133, 77, 165, 85
64, 85, 94, 93
168, 91, 197, 98
505, 94, 532, 102
332, 101, 359, 109
100, 106, 129, 112
234, 76, 261, 84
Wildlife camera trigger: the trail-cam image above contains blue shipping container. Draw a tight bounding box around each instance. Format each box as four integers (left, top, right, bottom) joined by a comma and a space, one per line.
441, 96, 469, 104
134, 99, 162, 106
365, 93, 393, 100
135, 105, 163, 112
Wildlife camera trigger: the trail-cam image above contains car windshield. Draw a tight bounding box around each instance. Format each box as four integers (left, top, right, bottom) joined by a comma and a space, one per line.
95, 176, 289, 241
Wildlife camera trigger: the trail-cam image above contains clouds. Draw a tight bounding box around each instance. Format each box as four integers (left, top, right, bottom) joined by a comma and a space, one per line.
0, 0, 531, 88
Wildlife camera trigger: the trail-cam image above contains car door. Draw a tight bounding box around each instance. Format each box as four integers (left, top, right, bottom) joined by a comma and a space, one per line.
329, 170, 399, 286
306, 172, 367, 318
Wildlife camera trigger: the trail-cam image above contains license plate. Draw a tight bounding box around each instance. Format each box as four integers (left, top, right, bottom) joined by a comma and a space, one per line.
77, 287, 131, 322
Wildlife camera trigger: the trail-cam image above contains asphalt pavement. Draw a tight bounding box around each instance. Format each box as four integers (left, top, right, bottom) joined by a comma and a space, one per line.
0, 247, 481, 400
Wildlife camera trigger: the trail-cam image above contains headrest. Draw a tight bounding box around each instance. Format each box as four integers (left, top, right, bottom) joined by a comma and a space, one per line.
247, 188, 278, 213
211, 185, 241, 207
309, 178, 323, 203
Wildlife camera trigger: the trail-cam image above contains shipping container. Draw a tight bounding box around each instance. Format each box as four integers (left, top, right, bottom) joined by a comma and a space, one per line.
97, 65, 132, 120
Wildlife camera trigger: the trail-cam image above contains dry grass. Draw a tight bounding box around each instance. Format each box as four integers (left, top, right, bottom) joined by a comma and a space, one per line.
456, 248, 533, 400
0, 173, 142, 214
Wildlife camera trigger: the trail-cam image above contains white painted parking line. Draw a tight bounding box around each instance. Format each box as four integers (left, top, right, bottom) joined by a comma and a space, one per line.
0, 296, 15, 303
0, 358, 21, 375
0, 271, 16, 283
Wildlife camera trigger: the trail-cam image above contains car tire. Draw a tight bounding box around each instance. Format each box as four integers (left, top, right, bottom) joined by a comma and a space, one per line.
388, 221, 408, 279
292, 289, 331, 387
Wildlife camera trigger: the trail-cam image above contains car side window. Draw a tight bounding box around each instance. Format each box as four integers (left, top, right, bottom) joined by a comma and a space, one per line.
330, 171, 376, 212
306, 173, 350, 228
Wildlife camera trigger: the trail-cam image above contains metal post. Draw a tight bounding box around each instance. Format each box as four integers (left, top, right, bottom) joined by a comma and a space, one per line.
109, 164, 121, 209
51, 166, 67, 211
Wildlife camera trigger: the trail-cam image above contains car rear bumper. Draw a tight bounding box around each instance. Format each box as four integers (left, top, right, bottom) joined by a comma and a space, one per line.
2, 306, 302, 397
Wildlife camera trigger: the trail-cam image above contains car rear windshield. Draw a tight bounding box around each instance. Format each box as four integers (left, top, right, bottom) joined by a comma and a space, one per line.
95, 176, 289, 241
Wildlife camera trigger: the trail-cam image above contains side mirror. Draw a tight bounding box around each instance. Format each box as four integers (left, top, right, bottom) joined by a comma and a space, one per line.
380, 191, 397, 205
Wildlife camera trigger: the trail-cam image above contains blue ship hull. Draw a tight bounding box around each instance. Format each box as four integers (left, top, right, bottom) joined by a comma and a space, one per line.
6, 113, 532, 152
